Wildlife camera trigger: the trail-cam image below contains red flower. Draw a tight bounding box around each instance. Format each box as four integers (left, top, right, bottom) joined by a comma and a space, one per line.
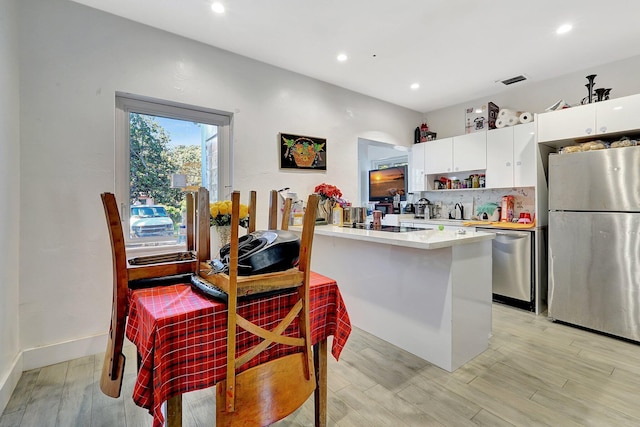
314, 183, 342, 200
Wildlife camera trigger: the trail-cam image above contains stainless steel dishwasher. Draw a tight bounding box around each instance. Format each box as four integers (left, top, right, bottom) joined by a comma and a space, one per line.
477, 228, 534, 311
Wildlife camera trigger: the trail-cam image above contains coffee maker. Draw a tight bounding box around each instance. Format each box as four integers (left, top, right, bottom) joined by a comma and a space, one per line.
414, 198, 431, 219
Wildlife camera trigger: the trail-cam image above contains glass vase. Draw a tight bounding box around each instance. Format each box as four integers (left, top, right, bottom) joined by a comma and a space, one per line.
211, 225, 232, 256
216, 225, 232, 247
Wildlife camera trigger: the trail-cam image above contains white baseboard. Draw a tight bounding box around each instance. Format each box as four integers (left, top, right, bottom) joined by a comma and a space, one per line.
22, 333, 108, 371
0, 352, 23, 415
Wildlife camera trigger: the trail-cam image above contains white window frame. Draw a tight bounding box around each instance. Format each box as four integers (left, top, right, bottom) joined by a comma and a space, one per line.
115, 92, 232, 249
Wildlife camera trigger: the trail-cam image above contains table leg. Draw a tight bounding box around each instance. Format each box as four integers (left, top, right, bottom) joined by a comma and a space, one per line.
166, 394, 182, 427
313, 339, 328, 427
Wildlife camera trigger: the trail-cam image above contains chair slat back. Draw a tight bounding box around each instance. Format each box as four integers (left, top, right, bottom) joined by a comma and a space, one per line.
217, 192, 319, 425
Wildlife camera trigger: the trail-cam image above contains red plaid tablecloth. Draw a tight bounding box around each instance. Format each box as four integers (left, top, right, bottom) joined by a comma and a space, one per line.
126, 271, 351, 427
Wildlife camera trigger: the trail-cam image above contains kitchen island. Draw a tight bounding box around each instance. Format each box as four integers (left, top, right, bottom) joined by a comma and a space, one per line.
296, 225, 494, 372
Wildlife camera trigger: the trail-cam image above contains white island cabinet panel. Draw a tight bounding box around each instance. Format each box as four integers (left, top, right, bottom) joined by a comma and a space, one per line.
300, 225, 494, 372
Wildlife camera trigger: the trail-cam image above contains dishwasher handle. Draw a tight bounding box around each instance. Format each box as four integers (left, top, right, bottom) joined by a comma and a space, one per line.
477, 228, 531, 238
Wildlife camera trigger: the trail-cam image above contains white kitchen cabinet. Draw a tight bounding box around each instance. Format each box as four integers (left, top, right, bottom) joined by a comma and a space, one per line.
513, 122, 536, 187
486, 127, 513, 188
425, 133, 486, 175
453, 132, 486, 172
596, 93, 640, 134
409, 142, 426, 192
425, 137, 453, 174
536, 103, 596, 142
537, 93, 640, 143
486, 122, 536, 188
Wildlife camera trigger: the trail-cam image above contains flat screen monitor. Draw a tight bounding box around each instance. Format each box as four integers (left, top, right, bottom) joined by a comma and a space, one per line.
368, 166, 407, 202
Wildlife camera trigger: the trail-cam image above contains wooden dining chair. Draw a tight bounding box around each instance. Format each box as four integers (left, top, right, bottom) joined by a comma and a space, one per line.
268, 189, 293, 231
210, 191, 319, 426
99, 188, 209, 398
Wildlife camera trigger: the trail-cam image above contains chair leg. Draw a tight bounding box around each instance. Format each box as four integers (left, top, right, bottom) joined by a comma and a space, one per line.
313, 340, 328, 427
167, 395, 182, 427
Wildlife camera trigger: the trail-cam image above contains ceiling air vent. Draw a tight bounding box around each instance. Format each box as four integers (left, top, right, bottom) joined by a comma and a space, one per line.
500, 75, 527, 86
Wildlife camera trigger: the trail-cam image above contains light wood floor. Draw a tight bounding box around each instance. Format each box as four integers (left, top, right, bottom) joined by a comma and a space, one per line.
3, 303, 640, 426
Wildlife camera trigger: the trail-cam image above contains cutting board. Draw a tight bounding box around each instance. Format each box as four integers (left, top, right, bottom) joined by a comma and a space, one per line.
463, 220, 536, 229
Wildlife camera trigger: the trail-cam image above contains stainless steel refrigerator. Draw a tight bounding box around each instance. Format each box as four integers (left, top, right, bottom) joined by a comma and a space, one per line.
548, 147, 640, 341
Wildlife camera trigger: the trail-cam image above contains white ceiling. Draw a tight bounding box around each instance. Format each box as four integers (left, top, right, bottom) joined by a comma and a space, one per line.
70, 0, 640, 113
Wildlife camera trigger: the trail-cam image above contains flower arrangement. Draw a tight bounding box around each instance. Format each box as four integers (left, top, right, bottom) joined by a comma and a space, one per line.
314, 183, 342, 201
210, 200, 250, 228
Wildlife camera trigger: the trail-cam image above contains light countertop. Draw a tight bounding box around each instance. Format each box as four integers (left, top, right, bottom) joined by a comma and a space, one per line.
396, 214, 541, 230
292, 224, 495, 250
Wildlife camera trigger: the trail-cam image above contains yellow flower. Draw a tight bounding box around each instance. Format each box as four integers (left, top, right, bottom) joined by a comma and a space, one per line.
239, 204, 249, 219
210, 200, 250, 227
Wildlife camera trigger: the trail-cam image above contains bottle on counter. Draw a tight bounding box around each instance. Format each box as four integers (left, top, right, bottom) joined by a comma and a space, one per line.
500, 195, 515, 222
332, 205, 344, 226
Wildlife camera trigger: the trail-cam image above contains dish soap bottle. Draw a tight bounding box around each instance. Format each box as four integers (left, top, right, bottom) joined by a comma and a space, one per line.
332, 205, 343, 226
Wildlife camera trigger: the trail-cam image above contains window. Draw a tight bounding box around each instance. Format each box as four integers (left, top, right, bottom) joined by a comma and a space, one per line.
115, 94, 232, 248
371, 155, 408, 170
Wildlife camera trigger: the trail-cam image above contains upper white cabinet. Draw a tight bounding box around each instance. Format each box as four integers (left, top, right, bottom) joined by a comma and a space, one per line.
424, 133, 486, 175
487, 123, 536, 188
409, 143, 426, 192
425, 137, 453, 174
453, 132, 486, 172
537, 93, 640, 143
513, 122, 536, 187
537, 103, 596, 142
596, 93, 640, 134
486, 127, 513, 188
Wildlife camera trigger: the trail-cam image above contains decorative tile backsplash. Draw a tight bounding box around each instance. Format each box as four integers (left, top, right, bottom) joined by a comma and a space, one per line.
409, 187, 536, 220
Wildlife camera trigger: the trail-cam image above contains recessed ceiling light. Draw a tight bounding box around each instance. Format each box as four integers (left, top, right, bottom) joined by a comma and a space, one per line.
211, 2, 225, 14
337, 53, 348, 62
556, 23, 572, 34
410, 83, 420, 90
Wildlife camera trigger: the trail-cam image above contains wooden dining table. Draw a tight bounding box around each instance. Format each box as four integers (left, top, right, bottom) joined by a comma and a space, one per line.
125, 271, 352, 427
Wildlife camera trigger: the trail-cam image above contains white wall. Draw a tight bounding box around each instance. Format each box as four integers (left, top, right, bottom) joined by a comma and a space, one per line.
16, 0, 421, 368
425, 54, 640, 137
0, 0, 22, 412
